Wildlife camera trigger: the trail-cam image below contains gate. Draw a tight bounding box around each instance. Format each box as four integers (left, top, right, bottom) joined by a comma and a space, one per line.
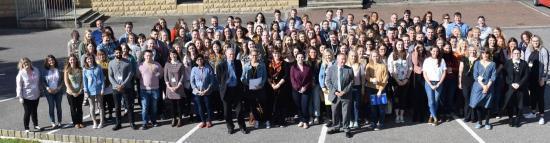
14, 0, 77, 28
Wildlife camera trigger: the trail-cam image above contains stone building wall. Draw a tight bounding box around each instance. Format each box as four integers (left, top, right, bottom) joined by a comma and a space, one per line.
0, 0, 16, 17
90, 0, 299, 16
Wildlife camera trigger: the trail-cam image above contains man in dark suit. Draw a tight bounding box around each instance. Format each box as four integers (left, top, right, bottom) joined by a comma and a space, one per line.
503, 49, 529, 127
216, 48, 248, 134
325, 53, 354, 138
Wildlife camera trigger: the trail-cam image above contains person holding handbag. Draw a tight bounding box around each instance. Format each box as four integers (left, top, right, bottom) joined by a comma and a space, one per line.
365, 52, 389, 131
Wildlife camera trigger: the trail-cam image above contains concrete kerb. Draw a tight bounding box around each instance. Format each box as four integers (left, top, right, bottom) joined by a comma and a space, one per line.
0, 129, 172, 143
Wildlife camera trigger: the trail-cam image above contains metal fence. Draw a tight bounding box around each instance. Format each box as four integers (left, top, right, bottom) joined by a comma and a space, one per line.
14, 0, 76, 28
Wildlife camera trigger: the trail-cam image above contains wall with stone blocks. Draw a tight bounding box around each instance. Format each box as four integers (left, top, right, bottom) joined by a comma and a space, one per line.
90, 0, 298, 16
203, 0, 299, 14
91, 0, 178, 16
0, 0, 16, 17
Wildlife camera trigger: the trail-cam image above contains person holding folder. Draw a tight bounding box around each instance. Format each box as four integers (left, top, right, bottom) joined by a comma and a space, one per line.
241, 50, 270, 129
365, 52, 389, 131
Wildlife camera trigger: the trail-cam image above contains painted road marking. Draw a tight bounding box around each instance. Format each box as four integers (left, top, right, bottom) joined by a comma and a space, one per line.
453, 115, 486, 143
318, 125, 328, 143
176, 124, 201, 143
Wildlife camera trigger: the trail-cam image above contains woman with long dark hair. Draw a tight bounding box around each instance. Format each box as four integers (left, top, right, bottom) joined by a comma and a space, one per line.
423, 46, 447, 126
42, 55, 64, 128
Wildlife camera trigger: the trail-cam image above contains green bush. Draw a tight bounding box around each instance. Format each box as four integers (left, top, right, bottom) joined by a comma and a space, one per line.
0, 138, 40, 143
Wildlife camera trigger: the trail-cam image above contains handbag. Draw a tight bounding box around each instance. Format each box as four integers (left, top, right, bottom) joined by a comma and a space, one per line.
370, 93, 388, 105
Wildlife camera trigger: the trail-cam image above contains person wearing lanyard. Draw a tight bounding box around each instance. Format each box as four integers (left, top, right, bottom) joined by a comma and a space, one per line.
16, 57, 43, 132
108, 47, 136, 130
217, 48, 248, 134
191, 55, 215, 128
83, 54, 106, 129
163, 49, 186, 128
241, 50, 269, 129
41, 55, 64, 129
469, 50, 496, 130
524, 35, 549, 125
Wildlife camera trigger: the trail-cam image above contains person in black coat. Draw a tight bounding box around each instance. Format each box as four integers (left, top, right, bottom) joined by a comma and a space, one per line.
503, 49, 529, 127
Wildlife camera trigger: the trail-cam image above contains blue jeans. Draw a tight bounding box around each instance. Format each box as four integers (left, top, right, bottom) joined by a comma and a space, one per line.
425, 81, 443, 117
351, 85, 361, 123
45, 91, 63, 123
193, 94, 213, 122
140, 89, 160, 125
309, 85, 321, 118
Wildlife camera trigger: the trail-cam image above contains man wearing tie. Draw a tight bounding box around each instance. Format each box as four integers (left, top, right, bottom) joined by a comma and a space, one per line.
325, 53, 354, 138
216, 48, 248, 134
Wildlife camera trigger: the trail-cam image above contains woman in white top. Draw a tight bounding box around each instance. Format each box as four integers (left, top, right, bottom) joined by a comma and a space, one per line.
388, 40, 412, 123
346, 50, 365, 128
422, 47, 447, 126
16, 57, 42, 132
42, 55, 64, 129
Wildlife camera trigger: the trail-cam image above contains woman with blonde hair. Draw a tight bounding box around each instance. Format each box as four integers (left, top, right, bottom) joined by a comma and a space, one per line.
78, 29, 95, 58
16, 57, 42, 132
524, 35, 549, 125
346, 50, 366, 128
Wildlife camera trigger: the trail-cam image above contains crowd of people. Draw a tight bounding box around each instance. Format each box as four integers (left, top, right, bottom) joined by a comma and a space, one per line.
15, 8, 549, 138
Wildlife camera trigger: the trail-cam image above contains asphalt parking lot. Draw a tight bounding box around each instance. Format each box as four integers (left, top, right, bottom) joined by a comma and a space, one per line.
1, 0, 550, 142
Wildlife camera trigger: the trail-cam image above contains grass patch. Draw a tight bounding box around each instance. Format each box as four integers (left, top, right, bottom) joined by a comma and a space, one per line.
0, 138, 40, 143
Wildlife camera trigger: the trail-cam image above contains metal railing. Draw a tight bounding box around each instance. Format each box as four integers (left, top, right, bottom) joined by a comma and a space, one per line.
14, 0, 77, 28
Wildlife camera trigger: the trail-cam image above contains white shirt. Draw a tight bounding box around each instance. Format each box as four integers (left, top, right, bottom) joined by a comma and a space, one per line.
422, 57, 447, 81
45, 68, 59, 89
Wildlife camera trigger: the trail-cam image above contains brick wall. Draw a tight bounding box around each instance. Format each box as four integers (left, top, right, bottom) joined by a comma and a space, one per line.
0, 0, 16, 17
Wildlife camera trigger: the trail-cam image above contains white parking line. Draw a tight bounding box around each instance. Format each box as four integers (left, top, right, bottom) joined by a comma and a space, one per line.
453, 115, 486, 143
0, 97, 16, 103
518, 1, 550, 18
176, 124, 201, 143
317, 125, 328, 143
47, 114, 91, 134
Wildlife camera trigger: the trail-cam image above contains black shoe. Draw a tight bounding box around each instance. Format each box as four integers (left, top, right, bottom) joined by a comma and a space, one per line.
227, 128, 234, 134
130, 124, 138, 130
112, 125, 121, 131
345, 132, 353, 138
240, 128, 249, 134
140, 125, 149, 130
326, 129, 339, 134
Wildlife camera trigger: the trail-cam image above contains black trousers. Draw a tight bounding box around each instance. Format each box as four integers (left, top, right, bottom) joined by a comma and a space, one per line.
67, 94, 84, 124
113, 89, 135, 125
23, 98, 39, 130
103, 93, 114, 118
223, 86, 246, 129
411, 73, 428, 122
529, 82, 545, 114
247, 89, 272, 122
462, 81, 474, 121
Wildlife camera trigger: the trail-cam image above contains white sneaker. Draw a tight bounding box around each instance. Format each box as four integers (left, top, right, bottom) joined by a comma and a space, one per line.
539, 118, 545, 125
524, 113, 536, 119
92, 123, 97, 129
400, 116, 405, 123
34, 126, 41, 130
265, 121, 271, 129
298, 122, 304, 127
24, 130, 30, 133
313, 117, 319, 124
97, 123, 103, 128
395, 116, 400, 123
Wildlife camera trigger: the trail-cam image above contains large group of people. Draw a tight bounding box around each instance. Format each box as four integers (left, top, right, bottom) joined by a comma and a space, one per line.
16, 8, 549, 138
